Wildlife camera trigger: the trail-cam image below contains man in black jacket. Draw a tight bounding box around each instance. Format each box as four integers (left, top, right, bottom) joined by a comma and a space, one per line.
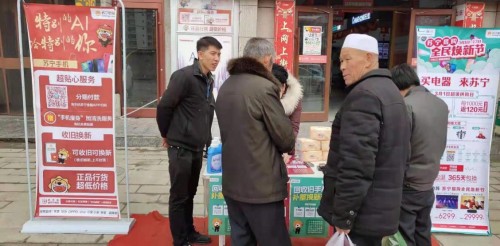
156, 36, 222, 246
318, 34, 410, 246
391, 63, 448, 246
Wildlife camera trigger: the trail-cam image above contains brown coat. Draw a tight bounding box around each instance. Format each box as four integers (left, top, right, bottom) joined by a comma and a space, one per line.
215, 57, 295, 204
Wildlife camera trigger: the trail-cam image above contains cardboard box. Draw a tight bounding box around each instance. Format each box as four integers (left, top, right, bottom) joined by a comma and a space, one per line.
322, 151, 329, 161
297, 151, 323, 162
296, 138, 321, 151
310, 126, 331, 141
321, 141, 330, 151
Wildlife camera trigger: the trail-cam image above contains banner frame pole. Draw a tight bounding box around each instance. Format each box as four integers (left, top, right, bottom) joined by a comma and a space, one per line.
17, 0, 34, 221
116, 0, 131, 221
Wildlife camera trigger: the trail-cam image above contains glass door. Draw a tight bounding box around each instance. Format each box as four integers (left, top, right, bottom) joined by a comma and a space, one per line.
295, 7, 332, 122
389, 10, 411, 68
116, 2, 164, 118
407, 9, 455, 66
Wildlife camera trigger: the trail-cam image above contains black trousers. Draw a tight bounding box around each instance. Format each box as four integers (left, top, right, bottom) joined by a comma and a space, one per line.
348, 231, 383, 246
168, 146, 203, 246
399, 188, 435, 246
225, 197, 291, 246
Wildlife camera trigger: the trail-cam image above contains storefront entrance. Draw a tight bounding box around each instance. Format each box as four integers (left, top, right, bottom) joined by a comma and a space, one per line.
296, 0, 455, 122
295, 5, 411, 121
295, 6, 333, 122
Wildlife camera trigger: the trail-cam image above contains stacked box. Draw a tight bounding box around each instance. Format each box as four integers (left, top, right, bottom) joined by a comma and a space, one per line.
294, 127, 333, 162
295, 138, 321, 162
296, 138, 321, 152
311, 126, 331, 161
310, 126, 332, 141
297, 150, 323, 162
322, 151, 329, 161
321, 141, 329, 151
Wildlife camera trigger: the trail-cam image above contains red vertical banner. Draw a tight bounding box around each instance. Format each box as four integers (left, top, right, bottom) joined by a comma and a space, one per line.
23, 3, 120, 219
274, 1, 295, 72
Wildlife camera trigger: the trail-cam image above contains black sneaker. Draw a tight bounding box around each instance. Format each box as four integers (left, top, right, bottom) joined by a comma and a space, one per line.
188, 231, 211, 244
181, 243, 192, 246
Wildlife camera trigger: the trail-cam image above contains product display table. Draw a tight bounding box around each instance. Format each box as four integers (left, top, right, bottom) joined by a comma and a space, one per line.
202, 162, 328, 246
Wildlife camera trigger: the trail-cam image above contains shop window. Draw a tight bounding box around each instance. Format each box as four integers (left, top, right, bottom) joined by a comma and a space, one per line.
123, 9, 158, 109
0, 1, 19, 58
6, 69, 33, 115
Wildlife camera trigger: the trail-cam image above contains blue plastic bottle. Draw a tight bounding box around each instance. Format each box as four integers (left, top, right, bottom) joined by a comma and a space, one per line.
207, 137, 222, 173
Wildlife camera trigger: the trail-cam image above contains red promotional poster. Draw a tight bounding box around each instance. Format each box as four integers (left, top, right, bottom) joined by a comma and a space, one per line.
274, 1, 295, 72
24, 3, 120, 219
464, 3, 485, 28
455, 2, 485, 28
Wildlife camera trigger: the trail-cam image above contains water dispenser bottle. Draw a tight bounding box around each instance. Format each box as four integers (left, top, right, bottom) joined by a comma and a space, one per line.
207, 137, 222, 173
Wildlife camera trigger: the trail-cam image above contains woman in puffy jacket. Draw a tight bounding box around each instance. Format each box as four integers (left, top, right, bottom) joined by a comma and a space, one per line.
272, 64, 303, 160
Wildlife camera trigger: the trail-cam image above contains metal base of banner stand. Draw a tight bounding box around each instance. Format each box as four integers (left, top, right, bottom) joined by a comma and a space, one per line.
21, 218, 135, 234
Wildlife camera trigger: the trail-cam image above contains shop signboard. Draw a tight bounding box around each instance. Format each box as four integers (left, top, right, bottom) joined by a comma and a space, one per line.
351, 12, 371, 25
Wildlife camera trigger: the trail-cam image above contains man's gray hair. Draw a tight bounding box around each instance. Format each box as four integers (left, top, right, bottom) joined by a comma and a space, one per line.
243, 37, 275, 60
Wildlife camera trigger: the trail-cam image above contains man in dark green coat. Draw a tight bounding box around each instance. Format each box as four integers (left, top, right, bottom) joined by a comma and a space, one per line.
216, 37, 295, 246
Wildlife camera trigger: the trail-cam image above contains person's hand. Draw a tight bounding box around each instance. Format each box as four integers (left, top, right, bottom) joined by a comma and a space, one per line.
335, 227, 350, 235
162, 138, 169, 148
283, 153, 291, 163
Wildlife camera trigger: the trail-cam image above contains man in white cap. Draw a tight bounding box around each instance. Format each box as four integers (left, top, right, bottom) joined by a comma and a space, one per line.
318, 33, 411, 246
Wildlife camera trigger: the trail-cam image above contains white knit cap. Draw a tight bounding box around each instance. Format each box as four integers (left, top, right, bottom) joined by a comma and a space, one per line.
342, 33, 379, 54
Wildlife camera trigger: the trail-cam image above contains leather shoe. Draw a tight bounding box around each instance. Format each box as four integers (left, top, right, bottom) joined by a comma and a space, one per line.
188, 230, 211, 244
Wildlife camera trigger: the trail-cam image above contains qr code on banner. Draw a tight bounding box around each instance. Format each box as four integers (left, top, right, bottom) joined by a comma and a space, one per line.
46, 85, 68, 109
446, 151, 455, 162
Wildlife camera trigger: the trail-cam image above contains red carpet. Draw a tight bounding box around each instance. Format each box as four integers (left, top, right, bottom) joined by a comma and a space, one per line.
108, 211, 440, 246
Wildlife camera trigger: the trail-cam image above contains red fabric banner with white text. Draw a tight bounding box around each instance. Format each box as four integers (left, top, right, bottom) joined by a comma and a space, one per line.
24, 3, 120, 219
274, 0, 295, 72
